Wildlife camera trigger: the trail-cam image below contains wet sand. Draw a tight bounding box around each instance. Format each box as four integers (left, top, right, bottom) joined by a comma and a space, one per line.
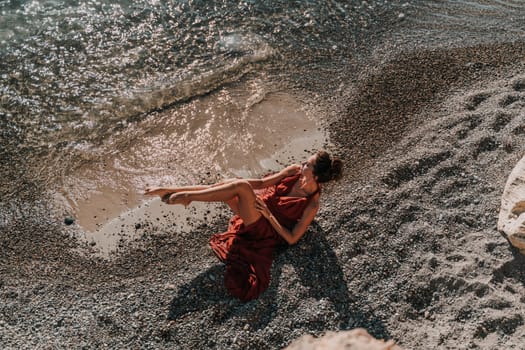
2, 42, 525, 350
57, 91, 326, 256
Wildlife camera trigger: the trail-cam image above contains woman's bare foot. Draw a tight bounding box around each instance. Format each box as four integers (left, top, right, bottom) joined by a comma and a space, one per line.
165, 192, 192, 207
144, 187, 174, 198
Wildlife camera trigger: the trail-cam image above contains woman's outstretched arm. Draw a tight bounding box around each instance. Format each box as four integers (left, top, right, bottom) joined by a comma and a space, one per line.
255, 194, 319, 245
247, 164, 300, 190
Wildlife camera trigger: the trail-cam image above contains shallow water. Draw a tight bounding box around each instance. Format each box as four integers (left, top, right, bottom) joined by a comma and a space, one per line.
60, 89, 326, 255
1, 0, 524, 255
1, 0, 396, 254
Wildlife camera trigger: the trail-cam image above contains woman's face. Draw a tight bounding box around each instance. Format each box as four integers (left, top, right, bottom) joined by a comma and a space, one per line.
301, 154, 318, 181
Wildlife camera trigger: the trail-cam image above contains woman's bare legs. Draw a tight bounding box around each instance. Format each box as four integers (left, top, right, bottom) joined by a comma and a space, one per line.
144, 185, 211, 198
166, 180, 260, 225
145, 179, 241, 215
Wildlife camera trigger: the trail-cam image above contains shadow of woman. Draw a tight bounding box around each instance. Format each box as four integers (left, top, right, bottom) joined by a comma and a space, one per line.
262, 221, 391, 339
166, 263, 233, 321
166, 221, 390, 339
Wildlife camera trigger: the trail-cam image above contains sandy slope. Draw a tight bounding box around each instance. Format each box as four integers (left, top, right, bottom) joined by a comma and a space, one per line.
2, 41, 525, 349
326, 42, 525, 349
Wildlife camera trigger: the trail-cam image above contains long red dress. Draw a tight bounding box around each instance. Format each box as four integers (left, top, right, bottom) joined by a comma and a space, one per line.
209, 173, 318, 301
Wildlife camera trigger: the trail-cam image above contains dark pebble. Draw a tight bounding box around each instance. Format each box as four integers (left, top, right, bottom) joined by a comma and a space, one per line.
64, 216, 75, 225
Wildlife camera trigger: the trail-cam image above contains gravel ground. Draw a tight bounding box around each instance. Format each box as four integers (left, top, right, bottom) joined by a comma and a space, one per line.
2, 40, 525, 349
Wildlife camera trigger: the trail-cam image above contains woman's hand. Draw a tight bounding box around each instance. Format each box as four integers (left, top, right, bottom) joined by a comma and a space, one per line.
282, 164, 301, 177
255, 197, 271, 219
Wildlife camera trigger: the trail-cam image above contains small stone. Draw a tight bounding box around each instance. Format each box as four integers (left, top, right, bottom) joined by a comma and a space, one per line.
64, 216, 75, 225
165, 284, 176, 290
135, 223, 141, 229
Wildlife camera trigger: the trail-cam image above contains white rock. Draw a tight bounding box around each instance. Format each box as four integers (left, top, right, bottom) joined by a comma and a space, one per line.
498, 155, 525, 254
283, 328, 402, 350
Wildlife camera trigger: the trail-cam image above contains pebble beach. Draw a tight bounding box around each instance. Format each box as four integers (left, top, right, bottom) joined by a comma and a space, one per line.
2, 1, 525, 349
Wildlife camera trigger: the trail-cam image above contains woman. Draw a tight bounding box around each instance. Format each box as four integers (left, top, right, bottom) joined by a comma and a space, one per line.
145, 150, 343, 301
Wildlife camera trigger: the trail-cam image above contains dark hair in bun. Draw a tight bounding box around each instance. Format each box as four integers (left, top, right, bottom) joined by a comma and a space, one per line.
313, 150, 343, 183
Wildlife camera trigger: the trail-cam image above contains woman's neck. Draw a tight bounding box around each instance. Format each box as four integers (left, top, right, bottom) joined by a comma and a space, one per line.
299, 175, 318, 194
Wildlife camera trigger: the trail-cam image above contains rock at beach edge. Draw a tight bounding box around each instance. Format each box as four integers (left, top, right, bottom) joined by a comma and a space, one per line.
498, 155, 525, 254
283, 328, 402, 350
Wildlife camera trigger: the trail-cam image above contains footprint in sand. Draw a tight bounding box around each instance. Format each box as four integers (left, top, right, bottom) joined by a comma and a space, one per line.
474, 314, 524, 339
498, 93, 522, 108
472, 135, 499, 158
490, 111, 512, 132
511, 77, 525, 92
464, 91, 492, 111
451, 113, 483, 140
513, 124, 525, 135
382, 151, 452, 189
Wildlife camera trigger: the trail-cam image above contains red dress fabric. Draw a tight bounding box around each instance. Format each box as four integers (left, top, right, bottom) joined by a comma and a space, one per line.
209, 173, 317, 301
